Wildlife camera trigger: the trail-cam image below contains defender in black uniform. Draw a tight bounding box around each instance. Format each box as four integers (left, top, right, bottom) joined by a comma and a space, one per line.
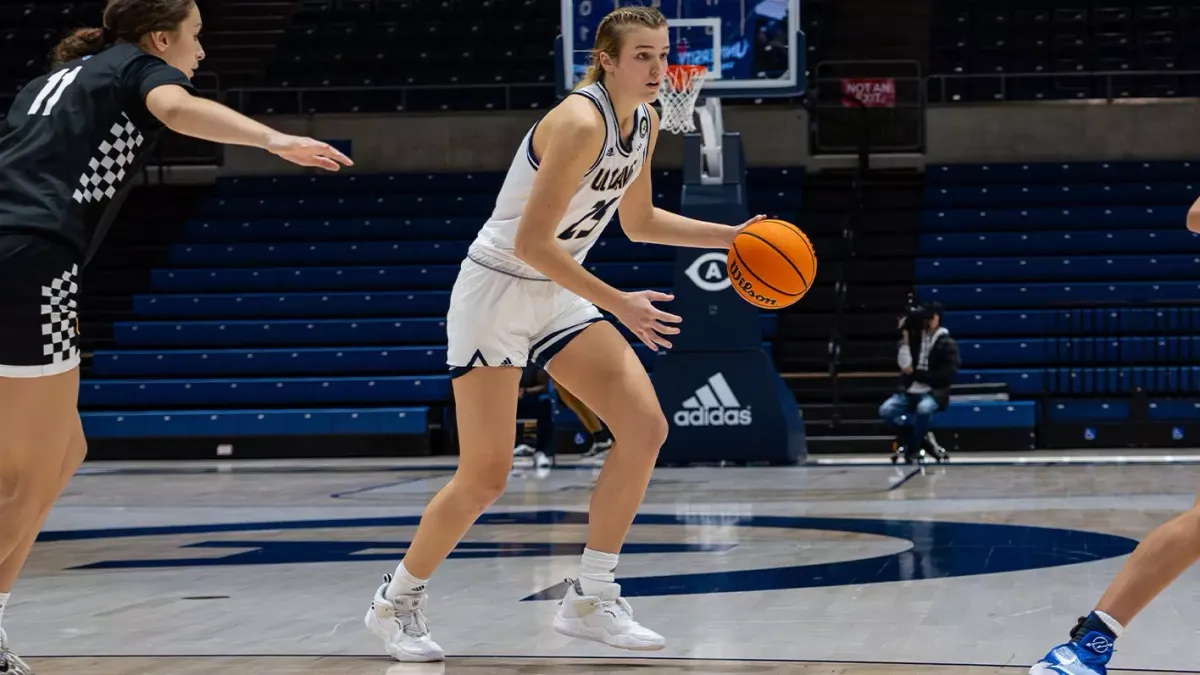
0, 1, 350, 671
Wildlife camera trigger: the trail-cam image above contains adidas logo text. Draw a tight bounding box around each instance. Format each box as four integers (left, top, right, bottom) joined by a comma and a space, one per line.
673, 373, 753, 427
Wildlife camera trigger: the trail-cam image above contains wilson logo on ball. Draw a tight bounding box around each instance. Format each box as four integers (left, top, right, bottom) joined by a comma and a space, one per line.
728, 258, 777, 307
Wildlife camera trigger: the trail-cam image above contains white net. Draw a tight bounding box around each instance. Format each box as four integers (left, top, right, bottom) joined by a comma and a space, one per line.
658, 65, 708, 134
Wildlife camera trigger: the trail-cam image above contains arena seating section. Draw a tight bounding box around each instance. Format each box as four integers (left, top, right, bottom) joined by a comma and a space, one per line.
246, 0, 563, 114
78, 169, 808, 444
920, 160, 1200, 429
929, 0, 1200, 102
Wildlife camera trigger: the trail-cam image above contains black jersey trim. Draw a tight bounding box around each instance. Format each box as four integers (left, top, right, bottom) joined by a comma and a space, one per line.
568, 90, 609, 176
525, 119, 542, 171
640, 104, 652, 164
596, 82, 636, 158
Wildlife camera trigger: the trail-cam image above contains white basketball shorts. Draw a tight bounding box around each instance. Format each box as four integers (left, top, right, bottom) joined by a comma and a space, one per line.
446, 257, 604, 377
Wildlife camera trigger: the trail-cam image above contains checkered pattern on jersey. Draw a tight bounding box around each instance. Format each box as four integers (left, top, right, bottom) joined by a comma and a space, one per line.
41, 264, 80, 365
73, 112, 144, 204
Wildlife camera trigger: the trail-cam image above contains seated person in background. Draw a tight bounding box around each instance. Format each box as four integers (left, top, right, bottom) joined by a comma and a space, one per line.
879, 302, 961, 464
513, 366, 554, 470
551, 376, 614, 461
512, 367, 614, 467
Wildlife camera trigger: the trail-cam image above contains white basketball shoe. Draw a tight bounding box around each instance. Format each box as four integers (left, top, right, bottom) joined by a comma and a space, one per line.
0, 628, 33, 674
552, 578, 666, 651
364, 575, 445, 662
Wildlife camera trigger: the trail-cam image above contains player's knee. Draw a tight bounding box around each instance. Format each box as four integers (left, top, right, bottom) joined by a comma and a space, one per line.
616, 409, 668, 455
63, 435, 88, 476
455, 462, 512, 509
0, 454, 63, 514
1183, 503, 1200, 538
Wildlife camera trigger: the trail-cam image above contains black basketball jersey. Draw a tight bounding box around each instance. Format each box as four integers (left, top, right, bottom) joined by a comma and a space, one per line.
0, 43, 195, 265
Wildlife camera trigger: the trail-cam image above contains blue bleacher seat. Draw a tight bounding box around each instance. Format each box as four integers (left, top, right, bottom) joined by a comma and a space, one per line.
133, 291, 454, 319
81, 407, 430, 439
920, 280, 1200, 307
79, 376, 452, 407
930, 400, 1037, 429
92, 346, 450, 377
948, 307, 1200, 337
113, 318, 449, 347
187, 218, 489, 242
926, 161, 1200, 186
917, 254, 1200, 283
921, 205, 1189, 232
920, 229, 1200, 256
924, 182, 1199, 208
167, 238, 673, 267
150, 263, 674, 293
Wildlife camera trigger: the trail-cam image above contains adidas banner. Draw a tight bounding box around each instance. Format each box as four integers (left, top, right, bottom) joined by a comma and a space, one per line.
652, 350, 806, 465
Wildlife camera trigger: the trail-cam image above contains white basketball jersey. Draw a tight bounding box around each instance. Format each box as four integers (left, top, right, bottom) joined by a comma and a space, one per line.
467, 81, 652, 278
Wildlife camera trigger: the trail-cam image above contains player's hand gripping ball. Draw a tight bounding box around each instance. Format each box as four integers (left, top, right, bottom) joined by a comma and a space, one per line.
727, 218, 817, 309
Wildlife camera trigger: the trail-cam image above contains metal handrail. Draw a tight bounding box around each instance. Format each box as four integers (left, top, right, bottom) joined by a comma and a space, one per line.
925, 69, 1200, 104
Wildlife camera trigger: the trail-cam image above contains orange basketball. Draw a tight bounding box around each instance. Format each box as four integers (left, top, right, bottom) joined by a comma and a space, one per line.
727, 219, 817, 309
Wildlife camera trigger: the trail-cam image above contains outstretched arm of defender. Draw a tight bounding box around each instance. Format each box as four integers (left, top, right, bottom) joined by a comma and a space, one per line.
618, 106, 764, 248
144, 85, 353, 171
513, 98, 680, 351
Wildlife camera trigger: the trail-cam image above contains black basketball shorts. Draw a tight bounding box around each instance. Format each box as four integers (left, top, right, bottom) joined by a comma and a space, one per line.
0, 235, 82, 378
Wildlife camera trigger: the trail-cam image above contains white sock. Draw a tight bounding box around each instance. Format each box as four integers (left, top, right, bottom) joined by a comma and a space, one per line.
385, 562, 429, 600
578, 548, 619, 596
0, 593, 9, 626
1095, 610, 1125, 637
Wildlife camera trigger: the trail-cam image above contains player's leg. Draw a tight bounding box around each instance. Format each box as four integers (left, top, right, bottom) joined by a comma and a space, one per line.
1031, 491, 1200, 674
0, 413, 86, 592
0, 370, 78, 674
366, 259, 529, 663
366, 366, 522, 662
539, 320, 668, 650
402, 367, 523, 576
0, 237, 85, 672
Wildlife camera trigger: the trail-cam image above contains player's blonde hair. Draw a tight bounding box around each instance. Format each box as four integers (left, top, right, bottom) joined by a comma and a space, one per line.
576, 5, 668, 89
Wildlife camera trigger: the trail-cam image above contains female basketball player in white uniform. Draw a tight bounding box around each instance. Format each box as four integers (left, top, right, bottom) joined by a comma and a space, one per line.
365, 5, 764, 662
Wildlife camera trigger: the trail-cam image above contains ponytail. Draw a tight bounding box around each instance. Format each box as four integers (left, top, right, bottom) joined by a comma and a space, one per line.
576, 63, 605, 89
52, 26, 114, 66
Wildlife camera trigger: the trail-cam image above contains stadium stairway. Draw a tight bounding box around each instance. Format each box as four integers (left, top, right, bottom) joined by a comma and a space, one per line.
198, 0, 299, 89
79, 168, 822, 460
779, 169, 948, 454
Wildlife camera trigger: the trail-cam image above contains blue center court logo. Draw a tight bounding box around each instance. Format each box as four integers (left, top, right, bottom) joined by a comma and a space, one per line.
41, 510, 1138, 601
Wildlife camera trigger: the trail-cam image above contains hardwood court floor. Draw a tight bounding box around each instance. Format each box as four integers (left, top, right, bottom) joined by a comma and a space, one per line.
10, 454, 1200, 674
25, 656, 1197, 674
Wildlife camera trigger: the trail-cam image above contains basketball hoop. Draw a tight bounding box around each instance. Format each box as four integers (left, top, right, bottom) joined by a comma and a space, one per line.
658, 64, 708, 134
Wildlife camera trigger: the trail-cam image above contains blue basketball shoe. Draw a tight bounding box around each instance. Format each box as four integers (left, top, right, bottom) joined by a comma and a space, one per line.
1030, 615, 1116, 675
